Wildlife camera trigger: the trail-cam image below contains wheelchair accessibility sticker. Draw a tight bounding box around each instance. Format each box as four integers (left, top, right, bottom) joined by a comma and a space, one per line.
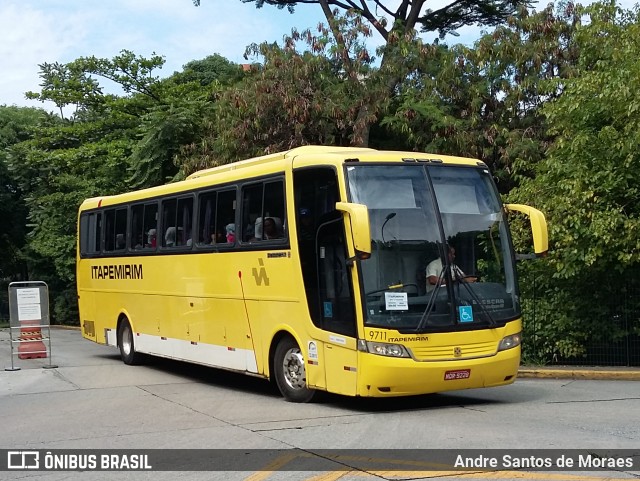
459, 305, 474, 323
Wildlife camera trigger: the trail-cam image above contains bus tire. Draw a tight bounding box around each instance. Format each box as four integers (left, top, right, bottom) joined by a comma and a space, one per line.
273, 337, 316, 403
118, 319, 142, 365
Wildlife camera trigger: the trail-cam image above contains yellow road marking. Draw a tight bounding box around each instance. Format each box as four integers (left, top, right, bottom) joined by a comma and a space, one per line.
306, 471, 355, 481
242, 453, 300, 481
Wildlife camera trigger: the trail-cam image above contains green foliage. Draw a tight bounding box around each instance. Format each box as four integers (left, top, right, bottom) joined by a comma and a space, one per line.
511, 2, 640, 361
25, 63, 103, 119
70, 50, 166, 102
236, 0, 531, 39
179, 11, 379, 173
381, 3, 581, 192
174, 54, 245, 87
227, 0, 533, 146
127, 55, 242, 185
0, 106, 52, 281
129, 98, 213, 186
9, 50, 232, 322
418, 0, 533, 39
10, 52, 173, 322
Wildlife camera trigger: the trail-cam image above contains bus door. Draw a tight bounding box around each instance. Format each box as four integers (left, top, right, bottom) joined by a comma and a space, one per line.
315, 215, 359, 396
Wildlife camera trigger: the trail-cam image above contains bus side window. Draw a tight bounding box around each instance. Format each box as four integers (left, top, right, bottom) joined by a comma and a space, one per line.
197, 189, 236, 246
217, 189, 236, 244
241, 179, 286, 243
161, 196, 193, 249
176, 197, 193, 247
104, 207, 127, 252
131, 202, 158, 250
198, 191, 217, 245
79, 212, 102, 256
161, 198, 177, 248
143, 203, 158, 249
242, 184, 262, 242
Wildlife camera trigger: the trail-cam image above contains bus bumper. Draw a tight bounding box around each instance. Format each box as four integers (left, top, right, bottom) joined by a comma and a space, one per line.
356, 347, 521, 397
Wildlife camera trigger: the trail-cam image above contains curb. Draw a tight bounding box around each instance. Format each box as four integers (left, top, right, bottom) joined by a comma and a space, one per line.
518, 368, 640, 381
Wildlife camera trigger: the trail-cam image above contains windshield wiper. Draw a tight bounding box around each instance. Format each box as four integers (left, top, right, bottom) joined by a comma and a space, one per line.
413, 265, 446, 332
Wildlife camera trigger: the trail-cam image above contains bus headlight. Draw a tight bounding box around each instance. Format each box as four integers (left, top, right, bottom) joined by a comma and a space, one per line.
362, 341, 410, 358
498, 332, 522, 351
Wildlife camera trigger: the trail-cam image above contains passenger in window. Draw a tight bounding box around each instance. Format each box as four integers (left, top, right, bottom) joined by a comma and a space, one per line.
165, 227, 176, 247
147, 229, 157, 248
252, 217, 282, 241
134, 234, 144, 249
116, 234, 126, 250
264, 217, 282, 239
209, 230, 225, 244
244, 213, 258, 241
225, 223, 236, 243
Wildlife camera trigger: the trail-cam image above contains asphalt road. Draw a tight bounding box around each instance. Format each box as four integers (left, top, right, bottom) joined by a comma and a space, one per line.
0, 327, 638, 481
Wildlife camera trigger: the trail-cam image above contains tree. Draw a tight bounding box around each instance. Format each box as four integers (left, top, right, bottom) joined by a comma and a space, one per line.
12, 51, 240, 322
380, 3, 581, 192
509, 1, 640, 360
132, 54, 243, 184
0, 106, 51, 283
194, 0, 533, 146
13, 52, 171, 322
6, 112, 133, 323
173, 54, 245, 86
178, 14, 384, 173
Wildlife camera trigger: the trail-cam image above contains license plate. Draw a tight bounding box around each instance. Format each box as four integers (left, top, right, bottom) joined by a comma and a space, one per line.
444, 369, 471, 380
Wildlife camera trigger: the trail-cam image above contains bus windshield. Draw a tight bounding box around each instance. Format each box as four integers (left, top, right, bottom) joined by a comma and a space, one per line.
346, 163, 518, 332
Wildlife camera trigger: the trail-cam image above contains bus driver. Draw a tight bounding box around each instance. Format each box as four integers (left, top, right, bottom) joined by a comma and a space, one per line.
426, 246, 476, 291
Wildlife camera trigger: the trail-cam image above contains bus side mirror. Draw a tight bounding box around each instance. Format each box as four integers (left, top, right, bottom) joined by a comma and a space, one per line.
335, 202, 371, 260
505, 203, 548, 256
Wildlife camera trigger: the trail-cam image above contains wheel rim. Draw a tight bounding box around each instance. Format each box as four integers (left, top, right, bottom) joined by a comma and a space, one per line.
281, 347, 306, 390
121, 324, 132, 356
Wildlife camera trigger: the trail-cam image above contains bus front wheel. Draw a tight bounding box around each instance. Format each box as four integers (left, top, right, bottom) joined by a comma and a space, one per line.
273, 337, 316, 403
118, 319, 142, 365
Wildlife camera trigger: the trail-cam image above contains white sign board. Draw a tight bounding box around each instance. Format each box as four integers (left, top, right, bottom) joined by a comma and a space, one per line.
385, 292, 409, 311
16, 288, 42, 321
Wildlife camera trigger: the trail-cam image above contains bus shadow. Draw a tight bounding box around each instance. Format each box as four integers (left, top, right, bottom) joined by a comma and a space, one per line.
144, 355, 280, 398
320, 391, 502, 412
97, 353, 537, 409
319, 382, 541, 412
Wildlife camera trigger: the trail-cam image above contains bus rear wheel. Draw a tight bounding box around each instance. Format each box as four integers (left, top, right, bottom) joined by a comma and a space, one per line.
118, 319, 142, 365
273, 337, 316, 403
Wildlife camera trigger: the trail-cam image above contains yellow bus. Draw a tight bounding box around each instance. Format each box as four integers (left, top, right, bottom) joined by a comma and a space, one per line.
77, 145, 547, 402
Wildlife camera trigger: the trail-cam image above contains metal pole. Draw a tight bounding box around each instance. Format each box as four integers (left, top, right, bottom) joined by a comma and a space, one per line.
4, 322, 21, 371
43, 324, 57, 369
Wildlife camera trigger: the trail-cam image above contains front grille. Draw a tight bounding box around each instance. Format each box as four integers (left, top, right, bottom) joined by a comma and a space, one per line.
411, 340, 497, 361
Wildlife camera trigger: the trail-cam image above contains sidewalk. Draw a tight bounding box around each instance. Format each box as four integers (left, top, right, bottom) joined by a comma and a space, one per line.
518, 365, 640, 381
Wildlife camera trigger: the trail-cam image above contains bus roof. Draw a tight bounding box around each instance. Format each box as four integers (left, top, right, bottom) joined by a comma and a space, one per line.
187, 145, 481, 179
185, 146, 377, 180
79, 145, 484, 211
